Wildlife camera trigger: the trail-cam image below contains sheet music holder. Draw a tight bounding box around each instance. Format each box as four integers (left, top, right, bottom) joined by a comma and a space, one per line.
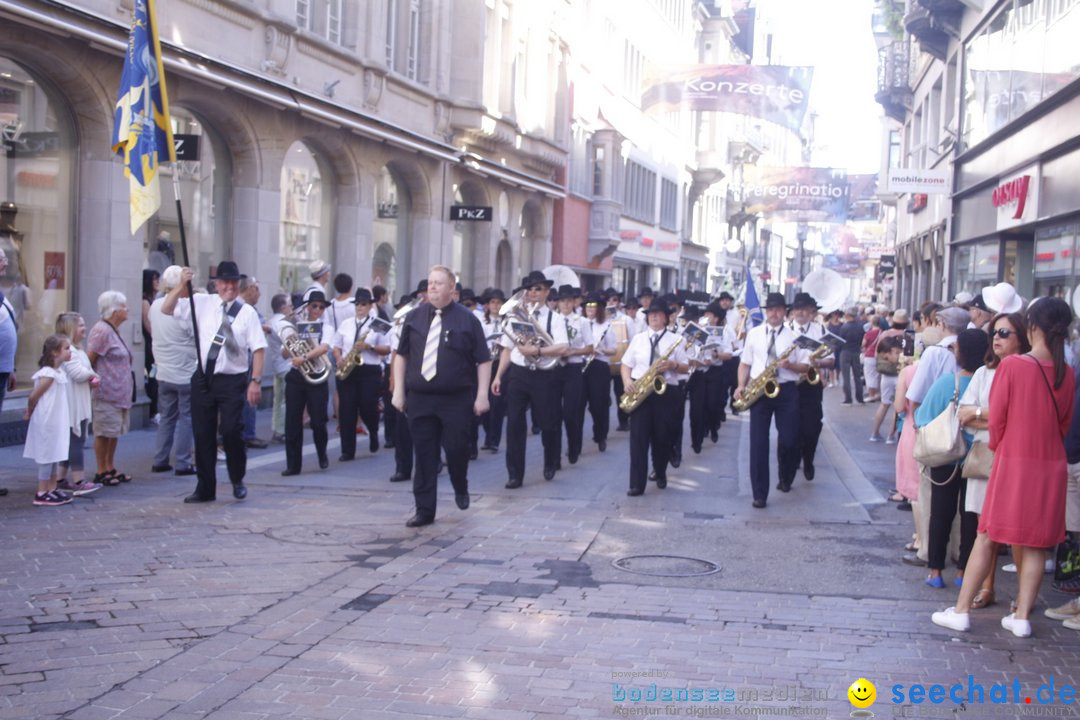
368, 317, 393, 335
680, 322, 709, 347
509, 321, 538, 340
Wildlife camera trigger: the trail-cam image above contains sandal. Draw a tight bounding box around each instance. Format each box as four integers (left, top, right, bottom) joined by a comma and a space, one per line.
95, 470, 120, 487
971, 589, 996, 609
114, 471, 132, 483
889, 492, 905, 502
904, 542, 919, 552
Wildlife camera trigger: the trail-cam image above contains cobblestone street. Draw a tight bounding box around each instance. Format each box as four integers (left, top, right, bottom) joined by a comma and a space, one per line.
2, 393, 1078, 719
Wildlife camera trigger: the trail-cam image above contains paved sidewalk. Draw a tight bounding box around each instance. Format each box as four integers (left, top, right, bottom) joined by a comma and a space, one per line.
1, 391, 1078, 720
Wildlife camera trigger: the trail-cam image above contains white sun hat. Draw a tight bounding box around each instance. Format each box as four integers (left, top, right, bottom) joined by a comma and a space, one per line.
981, 282, 1024, 314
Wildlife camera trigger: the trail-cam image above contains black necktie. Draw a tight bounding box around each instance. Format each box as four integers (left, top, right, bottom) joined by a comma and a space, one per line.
767, 328, 777, 362
650, 331, 664, 364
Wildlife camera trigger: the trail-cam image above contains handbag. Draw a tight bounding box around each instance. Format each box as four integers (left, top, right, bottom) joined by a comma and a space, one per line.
1054, 534, 1080, 583
961, 439, 994, 479
913, 374, 968, 468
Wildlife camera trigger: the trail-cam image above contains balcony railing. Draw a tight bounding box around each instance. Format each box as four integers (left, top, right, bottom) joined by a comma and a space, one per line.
875, 40, 912, 122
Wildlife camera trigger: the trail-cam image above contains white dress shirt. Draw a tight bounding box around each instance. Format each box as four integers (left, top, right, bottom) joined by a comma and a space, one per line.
740, 322, 806, 384
622, 328, 689, 385
334, 315, 388, 366
192, 293, 267, 375
905, 335, 958, 404
500, 304, 570, 368
588, 319, 616, 364
560, 312, 593, 365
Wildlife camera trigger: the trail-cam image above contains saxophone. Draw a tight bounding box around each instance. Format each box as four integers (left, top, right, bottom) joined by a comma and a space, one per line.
618, 336, 688, 414
278, 321, 331, 384
802, 343, 832, 385
732, 344, 797, 411
336, 323, 375, 381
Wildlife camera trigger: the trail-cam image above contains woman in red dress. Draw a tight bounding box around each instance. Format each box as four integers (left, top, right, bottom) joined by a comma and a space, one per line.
932, 297, 1075, 638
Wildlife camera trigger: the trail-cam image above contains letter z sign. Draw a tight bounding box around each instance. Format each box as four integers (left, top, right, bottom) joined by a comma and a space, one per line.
450, 205, 493, 221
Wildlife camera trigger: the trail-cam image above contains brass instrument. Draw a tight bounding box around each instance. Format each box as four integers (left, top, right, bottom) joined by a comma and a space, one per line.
392, 297, 423, 328
337, 318, 391, 381
618, 334, 689, 414
609, 317, 630, 377
498, 289, 560, 370
581, 321, 611, 373
734, 307, 749, 341
802, 343, 832, 385
278, 321, 331, 384
732, 344, 797, 411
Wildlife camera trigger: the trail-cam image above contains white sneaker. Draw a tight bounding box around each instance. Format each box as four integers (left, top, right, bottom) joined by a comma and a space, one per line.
868, 435, 883, 442
1005, 559, 1056, 573
1001, 613, 1032, 638
1063, 616, 1080, 631
1044, 597, 1080, 620
931, 607, 970, 632
885, 436, 897, 445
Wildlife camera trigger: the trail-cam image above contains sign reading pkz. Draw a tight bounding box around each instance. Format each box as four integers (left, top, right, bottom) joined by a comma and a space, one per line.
449, 205, 493, 222
173, 134, 200, 161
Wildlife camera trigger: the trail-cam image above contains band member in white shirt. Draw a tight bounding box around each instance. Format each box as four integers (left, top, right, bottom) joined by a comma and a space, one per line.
490, 271, 570, 487
735, 293, 810, 508
554, 285, 593, 465
582, 292, 616, 453
703, 301, 736, 444
333, 288, 390, 461
688, 302, 733, 453
164, 262, 267, 503
621, 300, 689, 496
279, 291, 336, 475
478, 288, 507, 452
788, 292, 832, 481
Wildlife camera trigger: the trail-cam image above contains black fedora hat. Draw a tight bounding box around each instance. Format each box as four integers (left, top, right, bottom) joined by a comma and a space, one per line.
484, 288, 507, 303
644, 299, 671, 316
718, 291, 735, 302
304, 290, 328, 307
764, 292, 788, 310
352, 288, 374, 304
520, 270, 554, 289
556, 284, 580, 300
791, 292, 820, 310
637, 286, 655, 299
704, 301, 726, 318
214, 260, 245, 281
585, 291, 605, 305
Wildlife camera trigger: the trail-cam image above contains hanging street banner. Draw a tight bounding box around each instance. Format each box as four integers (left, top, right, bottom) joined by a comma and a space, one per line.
641, 65, 813, 134
741, 167, 850, 223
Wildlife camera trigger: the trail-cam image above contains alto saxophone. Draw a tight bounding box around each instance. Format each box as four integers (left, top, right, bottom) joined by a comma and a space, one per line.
801, 343, 832, 385
337, 325, 375, 381
618, 336, 687, 414
732, 344, 797, 411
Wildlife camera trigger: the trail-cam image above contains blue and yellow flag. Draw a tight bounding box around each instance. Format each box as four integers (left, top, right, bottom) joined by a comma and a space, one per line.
744, 262, 764, 329
111, 0, 174, 235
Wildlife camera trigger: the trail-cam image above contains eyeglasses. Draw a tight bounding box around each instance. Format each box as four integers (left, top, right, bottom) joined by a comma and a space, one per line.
308, 303, 327, 310
992, 328, 1015, 339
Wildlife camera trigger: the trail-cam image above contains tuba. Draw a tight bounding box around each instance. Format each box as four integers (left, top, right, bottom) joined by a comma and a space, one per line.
278, 321, 331, 384
498, 289, 560, 370
392, 296, 423, 328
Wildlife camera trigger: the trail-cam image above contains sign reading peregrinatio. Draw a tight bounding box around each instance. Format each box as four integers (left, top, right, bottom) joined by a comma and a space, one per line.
887, 168, 949, 194
641, 65, 813, 134
742, 167, 850, 223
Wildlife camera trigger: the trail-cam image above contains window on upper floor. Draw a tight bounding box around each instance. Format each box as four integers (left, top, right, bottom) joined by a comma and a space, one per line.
659, 178, 678, 231
385, 0, 427, 83
623, 40, 645, 104
296, 0, 346, 46
623, 160, 657, 223
569, 124, 591, 197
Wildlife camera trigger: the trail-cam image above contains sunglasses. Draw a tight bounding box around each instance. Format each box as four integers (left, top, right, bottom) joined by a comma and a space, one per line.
528, 285, 546, 292
992, 328, 1015, 339
308, 303, 327, 310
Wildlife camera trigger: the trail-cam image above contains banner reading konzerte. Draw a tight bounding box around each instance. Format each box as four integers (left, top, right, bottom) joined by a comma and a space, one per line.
641, 65, 814, 133
742, 167, 850, 223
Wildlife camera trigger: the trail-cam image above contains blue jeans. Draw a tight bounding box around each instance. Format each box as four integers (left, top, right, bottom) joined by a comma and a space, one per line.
154, 380, 194, 470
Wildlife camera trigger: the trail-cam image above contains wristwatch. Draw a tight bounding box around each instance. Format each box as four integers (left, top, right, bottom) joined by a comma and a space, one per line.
975, 407, 982, 419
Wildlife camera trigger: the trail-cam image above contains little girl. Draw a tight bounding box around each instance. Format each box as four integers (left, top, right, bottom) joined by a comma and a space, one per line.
24, 334, 73, 506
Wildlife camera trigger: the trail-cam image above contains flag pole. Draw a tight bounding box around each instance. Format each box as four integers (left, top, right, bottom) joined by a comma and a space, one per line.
171, 173, 205, 377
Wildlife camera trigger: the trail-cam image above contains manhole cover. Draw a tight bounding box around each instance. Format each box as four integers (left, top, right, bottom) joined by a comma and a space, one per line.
612, 554, 721, 577
266, 524, 379, 546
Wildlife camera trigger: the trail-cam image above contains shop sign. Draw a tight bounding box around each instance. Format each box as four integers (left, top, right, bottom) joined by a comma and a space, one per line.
994, 166, 1039, 231
888, 168, 949, 194
449, 205, 492, 221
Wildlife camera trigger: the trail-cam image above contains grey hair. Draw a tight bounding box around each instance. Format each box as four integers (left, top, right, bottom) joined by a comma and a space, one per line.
161, 265, 183, 291
98, 290, 128, 320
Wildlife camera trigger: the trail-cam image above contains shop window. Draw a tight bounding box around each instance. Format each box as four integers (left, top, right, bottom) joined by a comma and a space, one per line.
373, 165, 411, 299
1034, 224, 1079, 299
279, 141, 333, 294
951, 239, 999, 298
0, 56, 75, 390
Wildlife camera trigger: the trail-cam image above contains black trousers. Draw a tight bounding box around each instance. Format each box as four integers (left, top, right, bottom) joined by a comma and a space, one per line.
394, 409, 413, 476
612, 372, 629, 428
629, 390, 676, 491
748, 382, 799, 502
408, 390, 473, 518
338, 365, 381, 459
928, 465, 978, 572
669, 381, 687, 460
796, 381, 824, 470
482, 360, 507, 448
560, 362, 587, 460
584, 361, 611, 444
839, 350, 865, 403
722, 359, 739, 412
382, 365, 397, 444
705, 365, 727, 430
505, 364, 559, 480
284, 370, 329, 471
687, 372, 709, 449
190, 371, 247, 499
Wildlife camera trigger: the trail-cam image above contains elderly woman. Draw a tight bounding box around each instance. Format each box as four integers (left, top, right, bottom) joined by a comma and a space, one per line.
54, 312, 102, 494
86, 290, 134, 485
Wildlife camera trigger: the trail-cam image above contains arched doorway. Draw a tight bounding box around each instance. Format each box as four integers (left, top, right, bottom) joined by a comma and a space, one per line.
373, 165, 411, 298
279, 140, 334, 294
451, 180, 487, 288
0, 55, 76, 389
495, 236, 513, 292
519, 199, 543, 278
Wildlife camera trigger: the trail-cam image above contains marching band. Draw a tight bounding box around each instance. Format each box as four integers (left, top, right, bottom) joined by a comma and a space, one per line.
173, 259, 842, 523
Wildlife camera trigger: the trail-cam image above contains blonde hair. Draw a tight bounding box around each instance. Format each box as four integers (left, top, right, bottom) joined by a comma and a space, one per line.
429, 265, 456, 286
55, 311, 83, 340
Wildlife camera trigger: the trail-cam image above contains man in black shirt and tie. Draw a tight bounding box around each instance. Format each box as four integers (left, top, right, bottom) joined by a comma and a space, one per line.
392, 266, 491, 527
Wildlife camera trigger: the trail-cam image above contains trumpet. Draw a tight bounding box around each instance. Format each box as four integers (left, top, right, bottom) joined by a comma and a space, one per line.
732, 344, 797, 411
278, 321, 331, 384
734, 307, 749, 341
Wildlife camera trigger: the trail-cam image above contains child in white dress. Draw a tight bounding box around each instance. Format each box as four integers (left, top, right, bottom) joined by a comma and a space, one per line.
23, 334, 73, 506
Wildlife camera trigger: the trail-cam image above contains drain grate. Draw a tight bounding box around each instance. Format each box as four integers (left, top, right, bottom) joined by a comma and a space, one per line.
611, 554, 721, 578
266, 525, 379, 546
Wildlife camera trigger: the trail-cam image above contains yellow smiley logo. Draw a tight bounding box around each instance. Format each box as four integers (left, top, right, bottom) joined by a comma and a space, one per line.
847, 678, 876, 708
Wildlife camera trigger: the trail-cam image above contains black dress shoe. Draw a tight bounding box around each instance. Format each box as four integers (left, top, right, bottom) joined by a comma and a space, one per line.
370, 437, 380, 453
455, 492, 470, 510
0, 487, 7, 496
318, 456, 329, 470
480, 443, 495, 451
389, 472, 411, 482
384, 441, 395, 449
804, 464, 815, 481
232, 483, 247, 500
505, 478, 523, 489
711, 428, 721, 441
183, 493, 214, 503
655, 476, 667, 489
670, 454, 681, 469
597, 439, 606, 452
568, 452, 579, 465
532, 425, 541, 435
338, 454, 355, 462
469, 450, 478, 460
405, 513, 435, 527
752, 498, 767, 509
897, 500, 912, 511
777, 481, 791, 493
616, 423, 629, 432
691, 443, 702, 454
543, 467, 556, 481
175, 467, 197, 477
151, 464, 173, 473
281, 468, 301, 477
627, 488, 644, 496
245, 437, 268, 449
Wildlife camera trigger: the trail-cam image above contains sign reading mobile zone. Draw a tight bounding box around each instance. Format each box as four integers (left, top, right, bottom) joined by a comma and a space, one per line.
887, 168, 949, 195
